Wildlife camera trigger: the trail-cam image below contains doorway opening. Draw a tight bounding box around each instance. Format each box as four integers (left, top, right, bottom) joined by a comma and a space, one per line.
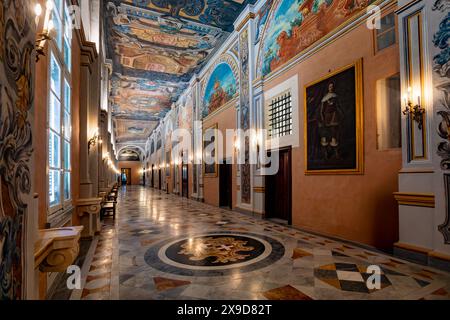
158, 169, 162, 190
151, 165, 155, 188
265, 147, 292, 224
182, 162, 189, 198
121, 168, 132, 186
219, 159, 233, 209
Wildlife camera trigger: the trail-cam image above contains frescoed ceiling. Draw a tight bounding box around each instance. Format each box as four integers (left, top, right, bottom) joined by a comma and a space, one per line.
105, 1, 256, 145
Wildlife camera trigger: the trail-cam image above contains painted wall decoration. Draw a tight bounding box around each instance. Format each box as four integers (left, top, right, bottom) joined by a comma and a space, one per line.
239, 29, 251, 204
254, 0, 274, 44
432, 11, 450, 78
203, 124, 218, 177
178, 92, 193, 130
305, 60, 363, 174
260, 0, 376, 76
203, 63, 238, 117
432, 0, 450, 243
0, 1, 35, 299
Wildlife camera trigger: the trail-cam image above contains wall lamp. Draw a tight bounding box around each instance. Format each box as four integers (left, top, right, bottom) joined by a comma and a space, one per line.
403, 87, 425, 130
35, 1, 55, 62
88, 128, 101, 153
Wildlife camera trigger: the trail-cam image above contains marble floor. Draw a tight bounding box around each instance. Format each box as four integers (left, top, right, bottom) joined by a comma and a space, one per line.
74, 186, 450, 300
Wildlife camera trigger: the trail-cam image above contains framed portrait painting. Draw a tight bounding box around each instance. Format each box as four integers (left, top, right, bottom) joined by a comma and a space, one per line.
203, 123, 218, 177
304, 59, 364, 174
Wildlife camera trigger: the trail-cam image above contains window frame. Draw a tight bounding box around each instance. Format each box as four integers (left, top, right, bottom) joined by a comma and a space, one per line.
267, 89, 293, 139
375, 72, 402, 151
47, 0, 73, 215
373, 10, 398, 54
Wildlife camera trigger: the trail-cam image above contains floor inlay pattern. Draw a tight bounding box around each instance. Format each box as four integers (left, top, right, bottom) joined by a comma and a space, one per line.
78, 186, 450, 300
81, 222, 116, 300
144, 231, 285, 276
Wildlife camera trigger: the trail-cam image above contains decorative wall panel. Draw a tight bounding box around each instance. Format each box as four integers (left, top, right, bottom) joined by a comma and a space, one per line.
239, 29, 251, 204
0, 0, 35, 300
433, 0, 450, 242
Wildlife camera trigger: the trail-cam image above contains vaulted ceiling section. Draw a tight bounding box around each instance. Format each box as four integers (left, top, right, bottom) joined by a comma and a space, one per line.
104, 0, 255, 145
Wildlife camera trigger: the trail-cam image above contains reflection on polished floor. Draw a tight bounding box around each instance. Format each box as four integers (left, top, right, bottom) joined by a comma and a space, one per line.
77, 186, 450, 300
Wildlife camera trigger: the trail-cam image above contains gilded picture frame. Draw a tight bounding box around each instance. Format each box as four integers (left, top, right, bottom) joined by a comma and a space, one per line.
203, 123, 218, 178
304, 59, 364, 175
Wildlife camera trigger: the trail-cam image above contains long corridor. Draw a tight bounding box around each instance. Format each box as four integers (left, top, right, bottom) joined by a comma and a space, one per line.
76, 187, 450, 300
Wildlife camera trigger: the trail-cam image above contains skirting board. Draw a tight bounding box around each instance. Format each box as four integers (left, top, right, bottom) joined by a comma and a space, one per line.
394, 242, 450, 272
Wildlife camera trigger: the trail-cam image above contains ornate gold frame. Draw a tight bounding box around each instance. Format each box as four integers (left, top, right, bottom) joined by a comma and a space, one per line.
304, 58, 364, 175
203, 123, 218, 178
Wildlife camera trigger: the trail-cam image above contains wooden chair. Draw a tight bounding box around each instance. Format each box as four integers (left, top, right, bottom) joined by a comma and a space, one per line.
101, 201, 116, 219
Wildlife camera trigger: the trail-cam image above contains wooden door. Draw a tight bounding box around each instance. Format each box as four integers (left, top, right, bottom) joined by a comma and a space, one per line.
182, 163, 189, 198
265, 148, 292, 224
219, 161, 233, 208
151, 165, 155, 187
158, 170, 162, 190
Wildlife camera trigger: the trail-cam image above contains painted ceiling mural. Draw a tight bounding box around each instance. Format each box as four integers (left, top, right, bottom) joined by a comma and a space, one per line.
105, 1, 256, 145
260, 0, 376, 76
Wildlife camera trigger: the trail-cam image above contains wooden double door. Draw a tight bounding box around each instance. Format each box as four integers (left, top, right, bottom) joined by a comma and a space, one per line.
219, 160, 233, 208
182, 163, 189, 198
265, 148, 292, 224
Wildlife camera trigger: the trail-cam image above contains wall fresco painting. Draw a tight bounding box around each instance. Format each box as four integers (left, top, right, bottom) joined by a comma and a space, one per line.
433, 0, 450, 242
0, 1, 35, 299
203, 63, 238, 117
261, 0, 375, 76
255, 0, 274, 44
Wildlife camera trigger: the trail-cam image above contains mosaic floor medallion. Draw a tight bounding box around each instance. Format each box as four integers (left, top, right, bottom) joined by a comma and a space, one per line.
144, 231, 285, 276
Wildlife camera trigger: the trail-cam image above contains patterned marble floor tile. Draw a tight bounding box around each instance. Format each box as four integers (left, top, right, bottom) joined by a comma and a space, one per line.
263, 285, 313, 300
75, 186, 450, 300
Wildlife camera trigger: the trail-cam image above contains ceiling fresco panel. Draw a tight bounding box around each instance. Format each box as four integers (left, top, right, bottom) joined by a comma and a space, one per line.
105, 1, 256, 144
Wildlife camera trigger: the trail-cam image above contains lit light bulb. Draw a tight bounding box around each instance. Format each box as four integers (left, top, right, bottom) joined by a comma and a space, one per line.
46, 0, 54, 11
35, 4, 43, 17
47, 19, 54, 31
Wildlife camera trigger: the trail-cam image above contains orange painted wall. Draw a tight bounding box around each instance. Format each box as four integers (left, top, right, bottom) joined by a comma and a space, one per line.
202, 104, 238, 208
264, 10, 401, 249
119, 161, 143, 185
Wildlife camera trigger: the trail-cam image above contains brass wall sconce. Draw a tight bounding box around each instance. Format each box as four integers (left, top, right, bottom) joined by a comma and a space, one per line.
88, 129, 101, 153
35, 1, 55, 62
403, 87, 425, 130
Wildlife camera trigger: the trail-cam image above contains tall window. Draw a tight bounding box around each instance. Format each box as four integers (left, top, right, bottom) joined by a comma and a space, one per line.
49, 0, 72, 211
375, 12, 396, 52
